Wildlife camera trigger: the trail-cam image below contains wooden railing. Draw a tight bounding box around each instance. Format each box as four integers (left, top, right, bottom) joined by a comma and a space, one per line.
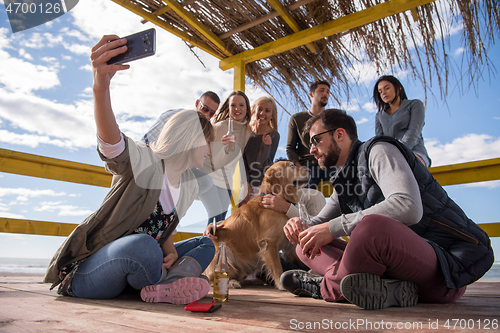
0, 148, 499, 238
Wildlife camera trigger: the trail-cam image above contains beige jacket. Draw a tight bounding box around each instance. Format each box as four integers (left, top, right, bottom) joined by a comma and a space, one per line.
44, 134, 198, 286
204, 118, 252, 189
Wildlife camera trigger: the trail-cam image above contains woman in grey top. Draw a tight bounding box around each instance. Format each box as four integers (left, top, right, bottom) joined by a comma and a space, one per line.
373, 75, 431, 167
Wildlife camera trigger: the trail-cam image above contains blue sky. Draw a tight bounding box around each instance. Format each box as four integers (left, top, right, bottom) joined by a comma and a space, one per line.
0, 0, 499, 261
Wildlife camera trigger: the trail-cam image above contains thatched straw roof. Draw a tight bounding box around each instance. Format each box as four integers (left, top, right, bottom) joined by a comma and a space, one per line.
112, 0, 500, 108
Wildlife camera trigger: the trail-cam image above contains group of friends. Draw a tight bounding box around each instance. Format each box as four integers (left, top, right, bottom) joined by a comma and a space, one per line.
43, 34, 493, 310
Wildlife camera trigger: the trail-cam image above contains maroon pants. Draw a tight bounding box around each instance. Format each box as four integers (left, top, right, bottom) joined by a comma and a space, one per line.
297, 214, 466, 303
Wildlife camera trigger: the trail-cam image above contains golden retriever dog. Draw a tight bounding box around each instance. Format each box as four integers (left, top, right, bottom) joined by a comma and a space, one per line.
204, 160, 309, 290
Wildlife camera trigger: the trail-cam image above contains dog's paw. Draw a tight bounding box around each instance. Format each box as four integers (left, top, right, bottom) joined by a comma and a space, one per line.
274, 281, 286, 291
228, 279, 242, 289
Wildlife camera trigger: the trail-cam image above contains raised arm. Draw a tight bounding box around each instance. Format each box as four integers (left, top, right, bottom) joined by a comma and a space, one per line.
91, 35, 130, 144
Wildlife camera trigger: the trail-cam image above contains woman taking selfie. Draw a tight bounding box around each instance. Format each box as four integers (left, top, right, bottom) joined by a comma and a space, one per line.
44, 35, 215, 305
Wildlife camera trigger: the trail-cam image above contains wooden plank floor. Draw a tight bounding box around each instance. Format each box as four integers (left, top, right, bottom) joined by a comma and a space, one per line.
1, 274, 499, 332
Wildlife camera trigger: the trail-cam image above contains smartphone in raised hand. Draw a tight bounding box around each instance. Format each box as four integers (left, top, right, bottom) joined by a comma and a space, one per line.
107, 28, 156, 65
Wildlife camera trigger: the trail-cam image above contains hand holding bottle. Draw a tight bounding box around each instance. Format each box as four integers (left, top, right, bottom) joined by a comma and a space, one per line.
224, 117, 235, 154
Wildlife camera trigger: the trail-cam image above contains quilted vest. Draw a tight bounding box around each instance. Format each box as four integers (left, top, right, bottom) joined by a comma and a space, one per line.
332, 136, 494, 289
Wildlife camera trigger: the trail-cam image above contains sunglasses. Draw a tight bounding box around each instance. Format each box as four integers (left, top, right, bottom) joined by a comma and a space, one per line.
199, 101, 216, 117
309, 128, 337, 148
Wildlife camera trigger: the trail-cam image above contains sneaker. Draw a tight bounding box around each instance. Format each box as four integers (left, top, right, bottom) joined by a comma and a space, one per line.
140, 277, 209, 305
340, 273, 418, 310
280, 270, 323, 299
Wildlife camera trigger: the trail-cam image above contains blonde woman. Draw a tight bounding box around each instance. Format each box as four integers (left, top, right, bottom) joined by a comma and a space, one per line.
245, 96, 280, 198
198, 91, 252, 223
44, 35, 215, 305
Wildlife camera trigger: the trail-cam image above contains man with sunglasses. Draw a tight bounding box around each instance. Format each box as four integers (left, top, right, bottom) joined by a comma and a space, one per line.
280, 109, 493, 310
286, 80, 335, 189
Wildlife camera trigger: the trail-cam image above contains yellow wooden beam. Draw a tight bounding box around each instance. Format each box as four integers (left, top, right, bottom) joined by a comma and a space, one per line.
0, 218, 77, 237
428, 157, 500, 186
478, 223, 500, 238
0, 148, 112, 188
1, 217, 498, 238
220, 0, 435, 70
162, 0, 233, 57
233, 61, 246, 91
266, 0, 317, 53
110, 0, 224, 60
0, 217, 202, 241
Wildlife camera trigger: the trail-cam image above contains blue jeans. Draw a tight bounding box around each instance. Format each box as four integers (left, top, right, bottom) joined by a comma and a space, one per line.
71, 234, 215, 299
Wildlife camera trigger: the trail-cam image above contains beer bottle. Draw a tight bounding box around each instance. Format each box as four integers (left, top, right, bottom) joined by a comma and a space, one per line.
225, 117, 235, 154
213, 242, 229, 302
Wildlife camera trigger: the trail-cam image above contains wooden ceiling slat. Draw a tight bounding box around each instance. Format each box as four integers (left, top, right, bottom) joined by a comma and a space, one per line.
162, 0, 233, 56
218, 0, 317, 40
220, 0, 436, 70
111, 0, 225, 59
266, 0, 317, 53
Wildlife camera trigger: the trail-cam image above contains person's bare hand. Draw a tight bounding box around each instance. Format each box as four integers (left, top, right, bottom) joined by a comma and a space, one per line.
91, 35, 130, 92
298, 223, 333, 259
261, 194, 290, 213
203, 223, 225, 241
162, 252, 178, 269
262, 133, 272, 145
283, 217, 304, 245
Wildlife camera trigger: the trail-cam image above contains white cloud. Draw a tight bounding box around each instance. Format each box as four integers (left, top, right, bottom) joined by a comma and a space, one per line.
0, 188, 68, 199
426, 134, 500, 166
33, 201, 93, 216
19, 48, 33, 60
0, 48, 60, 93
0, 90, 96, 149
0, 212, 26, 219
362, 102, 377, 113
464, 180, 500, 189
79, 64, 91, 71
454, 47, 465, 57
357, 117, 369, 125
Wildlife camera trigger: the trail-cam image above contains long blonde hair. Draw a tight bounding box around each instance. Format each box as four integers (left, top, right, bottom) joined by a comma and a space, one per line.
150, 110, 214, 171
249, 96, 278, 133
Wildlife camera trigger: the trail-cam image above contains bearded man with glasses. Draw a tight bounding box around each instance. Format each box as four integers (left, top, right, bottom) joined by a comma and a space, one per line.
280, 108, 493, 311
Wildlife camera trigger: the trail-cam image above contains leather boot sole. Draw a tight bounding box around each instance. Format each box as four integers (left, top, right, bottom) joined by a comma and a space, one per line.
340, 273, 418, 310
141, 277, 209, 304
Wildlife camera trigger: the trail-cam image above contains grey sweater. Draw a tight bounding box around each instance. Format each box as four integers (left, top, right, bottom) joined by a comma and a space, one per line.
311, 142, 423, 238
375, 99, 431, 166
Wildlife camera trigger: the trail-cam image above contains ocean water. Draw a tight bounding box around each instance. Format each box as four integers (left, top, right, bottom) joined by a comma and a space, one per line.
0, 258, 50, 275
0, 257, 499, 279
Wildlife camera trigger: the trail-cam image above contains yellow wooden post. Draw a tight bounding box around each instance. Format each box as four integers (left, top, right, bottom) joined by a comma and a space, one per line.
234, 61, 245, 92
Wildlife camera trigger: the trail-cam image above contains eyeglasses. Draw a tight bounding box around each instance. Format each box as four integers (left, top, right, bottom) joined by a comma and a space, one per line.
199, 101, 216, 117
309, 129, 337, 148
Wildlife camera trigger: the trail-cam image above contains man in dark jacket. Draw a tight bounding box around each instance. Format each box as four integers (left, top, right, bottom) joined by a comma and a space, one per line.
281, 109, 493, 310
